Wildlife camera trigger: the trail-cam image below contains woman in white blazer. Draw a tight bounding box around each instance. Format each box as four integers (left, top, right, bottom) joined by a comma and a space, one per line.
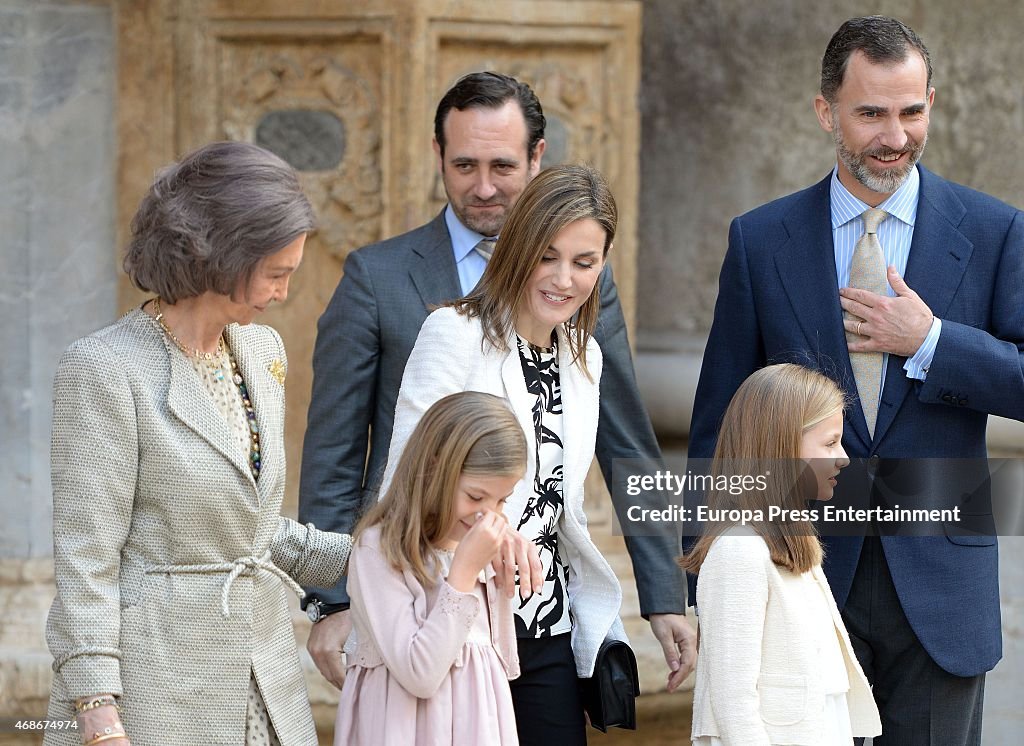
44, 142, 352, 746
379, 164, 625, 744
681, 364, 882, 745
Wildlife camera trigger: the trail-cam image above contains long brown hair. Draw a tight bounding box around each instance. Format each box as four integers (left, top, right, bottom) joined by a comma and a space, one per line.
679, 364, 846, 574
452, 164, 616, 379
356, 392, 527, 587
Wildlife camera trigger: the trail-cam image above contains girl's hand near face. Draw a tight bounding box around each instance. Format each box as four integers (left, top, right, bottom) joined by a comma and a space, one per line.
448, 512, 506, 592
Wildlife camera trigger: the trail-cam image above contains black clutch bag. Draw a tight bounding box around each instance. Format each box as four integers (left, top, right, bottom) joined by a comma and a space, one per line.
580, 639, 640, 732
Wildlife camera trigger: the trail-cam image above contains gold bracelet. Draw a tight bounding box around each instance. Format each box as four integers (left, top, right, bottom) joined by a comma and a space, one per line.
76, 696, 119, 714
82, 722, 125, 745
83, 733, 125, 746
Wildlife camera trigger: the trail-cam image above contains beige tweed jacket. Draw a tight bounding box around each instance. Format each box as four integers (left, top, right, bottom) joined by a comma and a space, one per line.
43, 308, 352, 746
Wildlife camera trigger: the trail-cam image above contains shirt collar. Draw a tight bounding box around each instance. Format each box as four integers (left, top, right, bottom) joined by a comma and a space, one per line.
444, 204, 492, 261
829, 164, 920, 230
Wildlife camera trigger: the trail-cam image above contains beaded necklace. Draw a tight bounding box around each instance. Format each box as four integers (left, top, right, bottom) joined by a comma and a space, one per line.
152, 298, 261, 479
228, 347, 262, 479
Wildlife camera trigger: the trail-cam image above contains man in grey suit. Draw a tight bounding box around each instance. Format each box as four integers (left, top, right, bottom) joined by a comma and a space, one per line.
299, 71, 695, 692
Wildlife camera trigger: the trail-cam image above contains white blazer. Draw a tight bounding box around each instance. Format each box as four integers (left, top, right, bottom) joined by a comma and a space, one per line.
691, 529, 882, 745
380, 306, 626, 676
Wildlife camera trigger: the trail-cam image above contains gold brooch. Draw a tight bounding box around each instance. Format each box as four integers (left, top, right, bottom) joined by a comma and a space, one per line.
268, 359, 286, 386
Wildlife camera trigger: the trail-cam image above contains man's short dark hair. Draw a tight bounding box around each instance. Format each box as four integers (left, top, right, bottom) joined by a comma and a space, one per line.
821, 16, 933, 103
433, 71, 546, 160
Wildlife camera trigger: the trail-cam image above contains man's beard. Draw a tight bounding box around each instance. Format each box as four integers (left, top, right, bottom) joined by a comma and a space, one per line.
451, 198, 508, 237
833, 125, 926, 196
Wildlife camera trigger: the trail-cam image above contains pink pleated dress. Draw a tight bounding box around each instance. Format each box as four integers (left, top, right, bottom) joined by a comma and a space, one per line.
334, 527, 519, 745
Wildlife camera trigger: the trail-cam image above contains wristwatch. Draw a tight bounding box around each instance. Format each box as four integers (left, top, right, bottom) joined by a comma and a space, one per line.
305, 599, 350, 623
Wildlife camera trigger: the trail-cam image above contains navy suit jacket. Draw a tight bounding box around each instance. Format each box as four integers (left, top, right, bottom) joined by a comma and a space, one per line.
688, 166, 1024, 677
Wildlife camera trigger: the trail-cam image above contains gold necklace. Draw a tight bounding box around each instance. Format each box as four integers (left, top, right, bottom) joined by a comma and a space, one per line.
153, 297, 225, 362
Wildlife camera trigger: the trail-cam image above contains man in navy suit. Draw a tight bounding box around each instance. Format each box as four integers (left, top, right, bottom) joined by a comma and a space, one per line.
688, 16, 1024, 745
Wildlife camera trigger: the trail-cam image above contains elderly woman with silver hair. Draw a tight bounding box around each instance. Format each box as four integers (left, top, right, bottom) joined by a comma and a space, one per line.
43, 141, 352, 746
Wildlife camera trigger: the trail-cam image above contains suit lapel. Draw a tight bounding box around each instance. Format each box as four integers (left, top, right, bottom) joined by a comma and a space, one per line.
773, 176, 872, 448
410, 210, 462, 309
872, 168, 972, 446
165, 334, 255, 487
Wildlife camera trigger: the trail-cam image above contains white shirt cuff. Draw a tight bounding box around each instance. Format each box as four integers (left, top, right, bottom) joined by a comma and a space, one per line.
904, 317, 942, 380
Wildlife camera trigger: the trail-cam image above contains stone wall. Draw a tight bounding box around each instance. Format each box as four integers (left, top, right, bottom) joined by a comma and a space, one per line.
0, 3, 115, 738
0, 0, 116, 561
638, 0, 1024, 344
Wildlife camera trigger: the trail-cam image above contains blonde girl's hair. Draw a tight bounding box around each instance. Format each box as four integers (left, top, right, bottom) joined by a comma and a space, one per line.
452, 163, 616, 380
679, 363, 847, 575
356, 391, 527, 587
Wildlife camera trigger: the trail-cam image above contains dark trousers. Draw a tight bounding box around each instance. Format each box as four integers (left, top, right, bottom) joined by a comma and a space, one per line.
846, 538, 985, 746
509, 633, 587, 746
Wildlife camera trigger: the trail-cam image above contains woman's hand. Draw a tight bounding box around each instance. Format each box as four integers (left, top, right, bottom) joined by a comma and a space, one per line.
448, 512, 506, 592
492, 524, 544, 600
306, 609, 352, 691
75, 697, 129, 745
649, 613, 698, 692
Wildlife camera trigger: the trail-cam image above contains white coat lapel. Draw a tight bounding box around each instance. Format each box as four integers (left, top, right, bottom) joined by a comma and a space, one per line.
500, 337, 537, 528
555, 326, 596, 505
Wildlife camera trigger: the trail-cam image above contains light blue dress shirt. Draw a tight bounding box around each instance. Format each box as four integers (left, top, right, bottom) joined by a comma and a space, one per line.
445, 205, 491, 295
829, 165, 941, 386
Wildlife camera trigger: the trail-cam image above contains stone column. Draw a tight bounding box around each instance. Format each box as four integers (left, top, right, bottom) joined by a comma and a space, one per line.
0, 1, 116, 739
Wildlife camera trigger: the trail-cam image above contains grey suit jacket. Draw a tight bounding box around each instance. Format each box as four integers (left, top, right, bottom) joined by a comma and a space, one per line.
299, 210, 686, 614
44, 309, 351, 746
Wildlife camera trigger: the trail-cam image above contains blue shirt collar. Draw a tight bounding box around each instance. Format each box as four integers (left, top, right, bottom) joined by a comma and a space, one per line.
444, 205, 492, 261
829, 164, 920, 230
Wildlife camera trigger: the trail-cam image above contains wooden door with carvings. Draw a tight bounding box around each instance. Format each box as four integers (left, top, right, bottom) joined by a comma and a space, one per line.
117, 0, 641, 525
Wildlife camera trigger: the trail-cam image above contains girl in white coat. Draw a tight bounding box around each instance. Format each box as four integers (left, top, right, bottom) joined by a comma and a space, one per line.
681, 364, 882, 745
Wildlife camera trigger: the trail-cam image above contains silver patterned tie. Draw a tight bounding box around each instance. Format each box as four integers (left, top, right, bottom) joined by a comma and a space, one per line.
845, 207, 888, 436
473, 237, 497, 261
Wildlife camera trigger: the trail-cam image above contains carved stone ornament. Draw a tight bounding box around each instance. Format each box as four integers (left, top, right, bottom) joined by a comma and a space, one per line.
221, 47, 383, 260
255, 109, 347, 171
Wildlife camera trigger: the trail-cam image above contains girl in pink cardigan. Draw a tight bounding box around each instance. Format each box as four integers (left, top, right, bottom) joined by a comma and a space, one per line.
334, 391, 542, 745
681, 364, 882, 745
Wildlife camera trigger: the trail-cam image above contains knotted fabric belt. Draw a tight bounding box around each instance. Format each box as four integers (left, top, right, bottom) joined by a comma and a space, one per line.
147, 551, 303, 617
